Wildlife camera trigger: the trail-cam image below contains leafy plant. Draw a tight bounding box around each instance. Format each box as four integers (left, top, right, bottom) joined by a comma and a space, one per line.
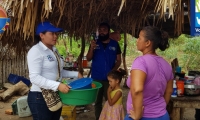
56, 33, 200, 74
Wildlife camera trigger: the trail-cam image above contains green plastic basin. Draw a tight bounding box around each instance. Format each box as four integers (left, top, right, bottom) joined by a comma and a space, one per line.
59, 81, 102, 105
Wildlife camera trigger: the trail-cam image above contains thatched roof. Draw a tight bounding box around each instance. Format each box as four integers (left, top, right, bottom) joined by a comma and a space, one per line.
0, 0, 189, 56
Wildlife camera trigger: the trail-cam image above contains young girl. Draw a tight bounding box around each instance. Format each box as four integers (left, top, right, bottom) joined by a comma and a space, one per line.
99, 69, 126, 120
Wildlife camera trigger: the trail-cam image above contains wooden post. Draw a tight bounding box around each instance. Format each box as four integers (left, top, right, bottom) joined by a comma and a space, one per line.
180, 108, 185, 120
171, 107, 180, 120
122, 33, 128, 87
77, 36, 85, 75
3, 56, 6, 84
0, 59, 3, 85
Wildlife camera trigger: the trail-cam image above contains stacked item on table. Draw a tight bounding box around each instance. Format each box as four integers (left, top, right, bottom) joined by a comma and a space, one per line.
184, 71, 200, 96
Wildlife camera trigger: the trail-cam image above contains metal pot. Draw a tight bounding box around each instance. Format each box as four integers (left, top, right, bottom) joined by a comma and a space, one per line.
184, 84, 200, 96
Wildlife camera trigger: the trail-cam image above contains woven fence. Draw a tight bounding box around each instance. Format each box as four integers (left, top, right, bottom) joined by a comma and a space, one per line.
0, 52, 29, 84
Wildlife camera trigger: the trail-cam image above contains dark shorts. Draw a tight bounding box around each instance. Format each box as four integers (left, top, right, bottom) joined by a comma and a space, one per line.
27, 91, 62, 120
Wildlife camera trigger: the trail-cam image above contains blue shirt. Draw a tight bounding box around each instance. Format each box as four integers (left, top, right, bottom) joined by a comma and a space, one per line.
91, 39, 120, 80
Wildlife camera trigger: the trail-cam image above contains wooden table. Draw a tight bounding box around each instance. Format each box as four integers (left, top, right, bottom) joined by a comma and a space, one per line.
168, 96, 200, 120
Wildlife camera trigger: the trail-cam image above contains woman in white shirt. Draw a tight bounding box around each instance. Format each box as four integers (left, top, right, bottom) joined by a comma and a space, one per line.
27, 21, 82, 120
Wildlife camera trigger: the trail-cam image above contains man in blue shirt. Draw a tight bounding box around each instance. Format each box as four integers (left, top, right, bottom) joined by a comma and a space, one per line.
86, 22, 122, 120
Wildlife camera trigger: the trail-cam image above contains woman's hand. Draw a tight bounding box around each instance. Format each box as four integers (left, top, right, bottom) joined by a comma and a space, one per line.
58, 83, 71, 93
129, 110, 136, 120
129, 105, 144, 120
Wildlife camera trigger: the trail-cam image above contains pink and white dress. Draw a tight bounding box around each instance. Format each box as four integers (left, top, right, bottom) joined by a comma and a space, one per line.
99, 89, 125, 120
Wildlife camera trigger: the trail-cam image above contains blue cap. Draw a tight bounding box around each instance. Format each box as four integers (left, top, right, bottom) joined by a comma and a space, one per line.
36, 21, 63, 35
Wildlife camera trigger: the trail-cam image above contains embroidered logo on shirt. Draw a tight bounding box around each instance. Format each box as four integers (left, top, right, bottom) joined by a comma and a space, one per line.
47, 55, 54, 61
109, 46, 116, 51
95, 46, 100, 49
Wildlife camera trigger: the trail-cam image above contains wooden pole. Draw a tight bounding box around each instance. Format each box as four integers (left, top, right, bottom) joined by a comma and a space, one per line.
77, 35, 85, 75
0, 59, 3, 87
122, 33, 128, 87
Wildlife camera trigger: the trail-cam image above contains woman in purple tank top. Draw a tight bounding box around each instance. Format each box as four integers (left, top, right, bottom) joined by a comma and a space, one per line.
124, 26, 174, 120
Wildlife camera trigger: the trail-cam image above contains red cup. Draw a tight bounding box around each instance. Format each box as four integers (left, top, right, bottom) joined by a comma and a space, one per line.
82, 60, 87, 67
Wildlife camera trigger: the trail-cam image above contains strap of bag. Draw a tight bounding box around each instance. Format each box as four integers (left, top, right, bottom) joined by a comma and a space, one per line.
54, 50, 61, 81
41, 50, 63, 112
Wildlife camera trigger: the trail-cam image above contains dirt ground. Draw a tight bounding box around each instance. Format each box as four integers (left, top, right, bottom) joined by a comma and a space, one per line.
0, 95, 31, 120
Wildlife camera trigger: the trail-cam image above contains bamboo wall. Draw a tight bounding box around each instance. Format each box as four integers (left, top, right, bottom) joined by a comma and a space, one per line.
0, 52, 29, 84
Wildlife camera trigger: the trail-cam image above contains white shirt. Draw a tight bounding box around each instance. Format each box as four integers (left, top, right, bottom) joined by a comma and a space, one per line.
27, 41, 78, 92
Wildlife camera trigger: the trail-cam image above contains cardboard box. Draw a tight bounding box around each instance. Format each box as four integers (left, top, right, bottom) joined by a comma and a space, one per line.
61, 105, 76, 120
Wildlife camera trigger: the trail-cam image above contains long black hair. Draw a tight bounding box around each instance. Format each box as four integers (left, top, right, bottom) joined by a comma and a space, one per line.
142, 26, 169, 51
107, 68, 127, 83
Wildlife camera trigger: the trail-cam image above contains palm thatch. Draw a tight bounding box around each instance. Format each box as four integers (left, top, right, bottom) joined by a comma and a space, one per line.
0, 0, 189, 56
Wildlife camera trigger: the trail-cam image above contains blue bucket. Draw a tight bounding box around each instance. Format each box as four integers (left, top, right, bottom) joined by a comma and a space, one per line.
68, 78, 93, 90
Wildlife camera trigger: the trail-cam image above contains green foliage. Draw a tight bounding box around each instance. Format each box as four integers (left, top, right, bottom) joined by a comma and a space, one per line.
196, 0, 200, 12
157, 39, 178, 61
119, 34, 140, 57
157, 34, 200, 73
56, 37, 83, 59
56, 45, 66, 56
181, 36, 200, 72
56, 33, 200, 74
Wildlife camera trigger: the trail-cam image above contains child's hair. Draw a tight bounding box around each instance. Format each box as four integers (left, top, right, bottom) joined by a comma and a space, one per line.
107, 68, 127, 83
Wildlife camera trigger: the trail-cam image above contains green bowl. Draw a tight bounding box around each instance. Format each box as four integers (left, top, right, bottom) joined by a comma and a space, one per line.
59, 81, 102, 105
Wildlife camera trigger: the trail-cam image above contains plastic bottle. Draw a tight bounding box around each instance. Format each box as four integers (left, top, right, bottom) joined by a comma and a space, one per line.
171, 80, 177, 97
175, 66, 181, 73
176, 80, 184, 96
82, 56, 87, 67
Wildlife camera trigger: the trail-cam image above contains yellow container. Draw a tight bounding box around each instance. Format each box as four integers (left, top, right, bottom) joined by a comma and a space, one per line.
61, 105, 76, 120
